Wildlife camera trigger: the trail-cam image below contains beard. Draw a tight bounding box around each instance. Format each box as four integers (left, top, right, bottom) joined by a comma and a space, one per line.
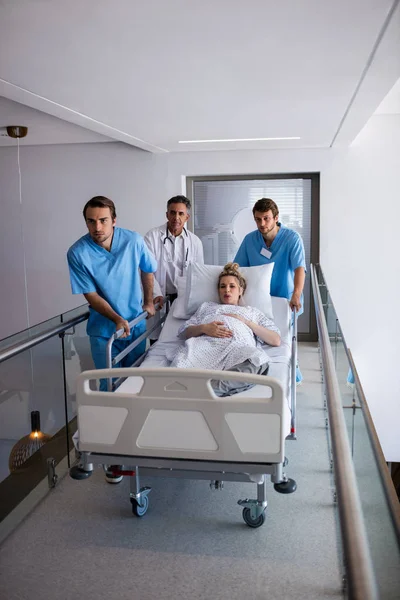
260, 224, 276, 238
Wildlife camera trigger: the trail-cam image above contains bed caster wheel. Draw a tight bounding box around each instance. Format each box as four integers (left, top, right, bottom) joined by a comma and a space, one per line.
69, 465, 92, 480
274, 478, 297, 494
131, 495, 149, 517
242, 508, 265, 528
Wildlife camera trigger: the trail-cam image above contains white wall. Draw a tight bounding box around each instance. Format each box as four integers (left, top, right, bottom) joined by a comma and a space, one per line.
0, 142, 168, 337
0, 147, 29, 337
165, 148, 331, 192
0, 142, 330, 339
321, 114, 400, 461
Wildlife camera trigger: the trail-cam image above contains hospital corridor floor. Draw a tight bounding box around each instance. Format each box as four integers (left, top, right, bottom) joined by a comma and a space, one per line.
0, 343, 342, 600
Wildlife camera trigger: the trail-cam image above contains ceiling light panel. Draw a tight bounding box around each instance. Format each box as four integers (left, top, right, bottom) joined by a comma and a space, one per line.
178, 137, 301, 144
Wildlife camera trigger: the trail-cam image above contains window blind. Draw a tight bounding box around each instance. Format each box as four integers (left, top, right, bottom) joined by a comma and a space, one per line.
192, 178, 312, 333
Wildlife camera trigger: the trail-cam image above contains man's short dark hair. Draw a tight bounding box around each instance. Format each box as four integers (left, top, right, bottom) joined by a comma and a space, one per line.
83, 196, 117, 220
252, 198, 279, 218
167, 195, 191, 211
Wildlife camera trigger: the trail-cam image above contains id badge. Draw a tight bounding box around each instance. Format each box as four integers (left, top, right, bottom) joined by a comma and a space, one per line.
260, 247, 272, 259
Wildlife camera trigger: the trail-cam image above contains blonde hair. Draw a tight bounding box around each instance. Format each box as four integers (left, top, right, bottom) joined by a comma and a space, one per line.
218, 262, 247, 294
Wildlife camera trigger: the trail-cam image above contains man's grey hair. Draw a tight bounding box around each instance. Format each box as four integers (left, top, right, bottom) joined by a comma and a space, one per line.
167, 195, 191, 211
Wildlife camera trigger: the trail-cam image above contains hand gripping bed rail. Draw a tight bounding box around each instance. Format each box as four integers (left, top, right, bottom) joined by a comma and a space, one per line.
106, 297, 169, 391
76, 367, 287, 465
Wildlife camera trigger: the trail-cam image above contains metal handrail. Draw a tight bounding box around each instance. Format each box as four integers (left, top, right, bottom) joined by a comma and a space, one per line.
0, 310, 89, 364
311, 264, 378, 600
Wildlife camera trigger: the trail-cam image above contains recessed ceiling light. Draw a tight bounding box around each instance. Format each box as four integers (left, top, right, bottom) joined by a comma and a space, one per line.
178, 137, 301, 144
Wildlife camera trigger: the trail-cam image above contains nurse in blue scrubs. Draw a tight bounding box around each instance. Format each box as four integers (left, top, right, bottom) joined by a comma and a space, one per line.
67, 196, 157, 390
234, 197, 306, 383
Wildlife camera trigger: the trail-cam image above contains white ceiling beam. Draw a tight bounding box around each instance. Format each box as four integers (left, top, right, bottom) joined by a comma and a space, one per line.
0, 78, 168, 153
331, 0, 400, 146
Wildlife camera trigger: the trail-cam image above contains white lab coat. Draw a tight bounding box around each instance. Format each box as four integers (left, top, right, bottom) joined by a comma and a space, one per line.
144, 223, 204, 298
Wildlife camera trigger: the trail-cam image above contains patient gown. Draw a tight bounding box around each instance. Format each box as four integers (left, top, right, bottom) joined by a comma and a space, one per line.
168, 301, 280, 371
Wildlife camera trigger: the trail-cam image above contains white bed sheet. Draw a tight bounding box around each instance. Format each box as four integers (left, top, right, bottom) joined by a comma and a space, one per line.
120, 296, 292, 410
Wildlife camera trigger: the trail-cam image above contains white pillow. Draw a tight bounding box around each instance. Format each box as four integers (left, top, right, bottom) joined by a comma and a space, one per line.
186, 263, 275, 319
240, 264, 275, 319
186, 263, 221, 316
172, 276, 191, 319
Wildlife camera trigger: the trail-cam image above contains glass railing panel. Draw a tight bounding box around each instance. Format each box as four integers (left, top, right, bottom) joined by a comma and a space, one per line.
316, 265, 328, 306
0, 350, 33, 485
62, 318, 94, 461
325, 295, 340, 366
350, 392, 400, 598
313, 264, 400, 597
0, 336, 69, 522
0, 314, 62, 353
61, 303, 89, 322
0, 304, 88, 355
317, 275, 358, 453
30, 335, 67, 438
328, 316, 359, 454
326, 308, 336, 340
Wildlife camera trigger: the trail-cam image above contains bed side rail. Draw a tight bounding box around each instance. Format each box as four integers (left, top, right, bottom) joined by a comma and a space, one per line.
106, 297, 169, 391
76, 367, 287, 464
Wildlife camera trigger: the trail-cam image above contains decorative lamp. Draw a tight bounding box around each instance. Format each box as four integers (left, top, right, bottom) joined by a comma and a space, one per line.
9, 411, 52, 471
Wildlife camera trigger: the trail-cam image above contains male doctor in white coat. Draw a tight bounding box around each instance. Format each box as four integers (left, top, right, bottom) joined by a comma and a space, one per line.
144, 195, 204, 339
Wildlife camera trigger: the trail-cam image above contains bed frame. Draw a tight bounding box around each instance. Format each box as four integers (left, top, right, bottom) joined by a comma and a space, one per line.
70, 301, 298, 528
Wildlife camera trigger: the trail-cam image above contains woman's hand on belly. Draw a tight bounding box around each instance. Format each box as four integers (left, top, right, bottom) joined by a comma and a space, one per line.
202, 321, 233, 338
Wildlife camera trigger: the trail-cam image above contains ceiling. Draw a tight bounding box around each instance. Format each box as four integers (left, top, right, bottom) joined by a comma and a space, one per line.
0, 0, 399, 152
0, 96, 113, 146
374, 77, 400, 114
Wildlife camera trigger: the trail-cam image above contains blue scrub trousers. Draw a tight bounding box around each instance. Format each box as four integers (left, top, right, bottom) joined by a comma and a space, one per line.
90, 323, 146, 391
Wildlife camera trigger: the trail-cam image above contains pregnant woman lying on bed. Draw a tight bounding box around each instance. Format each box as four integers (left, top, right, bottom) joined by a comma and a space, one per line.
167, 262, 281, 396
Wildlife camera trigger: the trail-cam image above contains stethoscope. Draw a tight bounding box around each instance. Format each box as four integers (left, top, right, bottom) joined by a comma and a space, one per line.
163, 225, 189, 266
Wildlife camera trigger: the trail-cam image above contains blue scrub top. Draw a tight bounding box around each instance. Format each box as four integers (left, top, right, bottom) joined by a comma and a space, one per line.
234, 223, 306, 305
67, 227, 157, 338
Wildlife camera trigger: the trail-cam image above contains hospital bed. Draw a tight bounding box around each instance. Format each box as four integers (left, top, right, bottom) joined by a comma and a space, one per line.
71, 293, 298, 528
